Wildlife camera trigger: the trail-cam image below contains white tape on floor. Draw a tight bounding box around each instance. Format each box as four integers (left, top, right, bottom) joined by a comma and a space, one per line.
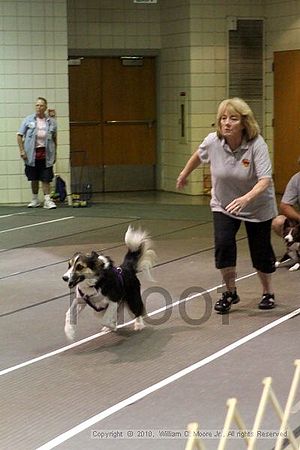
36, 306, 300, 450
0, 216, 74, 234
0, 273, 253, 377
0, 212, 27, 219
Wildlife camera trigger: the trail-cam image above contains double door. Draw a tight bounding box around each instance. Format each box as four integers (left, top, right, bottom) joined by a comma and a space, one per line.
69, 57, 156, 192
273, 50, 300, 193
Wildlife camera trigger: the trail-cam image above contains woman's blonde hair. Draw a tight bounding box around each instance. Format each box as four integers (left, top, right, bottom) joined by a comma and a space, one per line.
216, 97, 260, 141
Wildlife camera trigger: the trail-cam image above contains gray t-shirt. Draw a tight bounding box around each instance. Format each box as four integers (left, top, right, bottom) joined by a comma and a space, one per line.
281, 172, 300, 207
198, 132, 278, 222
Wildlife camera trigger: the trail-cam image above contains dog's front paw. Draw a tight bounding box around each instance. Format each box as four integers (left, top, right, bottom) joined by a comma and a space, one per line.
275, 261, 280, 268
134, 316, 145, 331
101, 319, 117, 331
289, 263, 300, 272
64, 323, 76, 341
100, 302, 118, 331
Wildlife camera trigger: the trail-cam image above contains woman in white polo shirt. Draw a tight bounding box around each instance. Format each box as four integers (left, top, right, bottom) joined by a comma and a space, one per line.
177, 97, 278, 313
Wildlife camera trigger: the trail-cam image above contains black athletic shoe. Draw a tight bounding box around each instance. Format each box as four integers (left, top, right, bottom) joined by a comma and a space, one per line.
214, 291, 240, 314
258, 293, 275, 310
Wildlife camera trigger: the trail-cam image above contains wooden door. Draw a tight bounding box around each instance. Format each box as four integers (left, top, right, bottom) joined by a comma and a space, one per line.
102, 57, 156, 165
68, 57, 156, 192
69, 58, 103, 167
274, 50, 300, 193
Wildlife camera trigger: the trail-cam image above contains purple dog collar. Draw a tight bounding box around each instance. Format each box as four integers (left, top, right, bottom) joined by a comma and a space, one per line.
78, 287, 106, 312
113, 266, 124, 287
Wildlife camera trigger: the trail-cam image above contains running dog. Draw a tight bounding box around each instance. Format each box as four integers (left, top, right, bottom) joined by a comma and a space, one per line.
276, 221, 300, 271
62, 225, 156, 340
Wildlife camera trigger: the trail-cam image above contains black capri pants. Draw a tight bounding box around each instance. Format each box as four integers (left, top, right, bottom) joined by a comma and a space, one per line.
213, 212, 276, 274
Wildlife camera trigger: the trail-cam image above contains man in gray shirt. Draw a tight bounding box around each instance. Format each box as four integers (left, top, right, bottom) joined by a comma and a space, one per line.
272, 171, 300, 261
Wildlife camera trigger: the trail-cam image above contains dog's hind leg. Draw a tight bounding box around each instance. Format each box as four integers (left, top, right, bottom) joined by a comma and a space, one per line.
100, 300, 118, 331
134, 316, 145, 331
289, 262, 300, 271
127, 288, 145, 331
64, 298, 86, 340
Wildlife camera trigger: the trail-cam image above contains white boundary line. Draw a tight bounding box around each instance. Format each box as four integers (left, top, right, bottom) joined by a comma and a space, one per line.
0, 272, 255, 377
36, 306, 300, 450
0, 212, 27, 219
1, 269, 299, 448
0, 329, 110, 377
0, 216, 75, 234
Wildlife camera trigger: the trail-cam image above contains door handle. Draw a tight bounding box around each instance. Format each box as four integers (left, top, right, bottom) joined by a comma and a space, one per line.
70, 121, 102, 125
104, 120, 155, 128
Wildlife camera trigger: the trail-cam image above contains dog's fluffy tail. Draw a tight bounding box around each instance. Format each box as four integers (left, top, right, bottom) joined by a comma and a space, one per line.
124, 225, 157, 279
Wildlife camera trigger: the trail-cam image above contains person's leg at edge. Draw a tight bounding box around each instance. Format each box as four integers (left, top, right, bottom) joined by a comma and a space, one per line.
42, 181, 56, 209
25, 164, 40, 207
220, 266, 237, 293
257, 271, 275, 309
246, 220, 276, 309
27, 179, 41, 207
41, 165, 56, 209
213, 212, 241, 313
257, 271, 273, 295
215, 266, 240, 313
42, 180, 51, 196
272, 214, 287, 237
31, 180, 39, 196
272, 215, 293, 264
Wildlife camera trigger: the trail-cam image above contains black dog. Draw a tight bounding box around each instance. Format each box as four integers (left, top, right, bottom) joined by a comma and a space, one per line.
62, 226, 156, 340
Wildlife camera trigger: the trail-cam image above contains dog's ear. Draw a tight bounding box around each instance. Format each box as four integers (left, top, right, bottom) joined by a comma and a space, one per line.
90, 250, 99, 259
97, 254, 111, 269
283, 218, 290, 234
293, 224, 300, 240
72, 251, 82, 258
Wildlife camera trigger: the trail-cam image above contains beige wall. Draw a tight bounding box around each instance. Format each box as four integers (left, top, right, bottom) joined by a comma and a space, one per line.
1, 0, 300, 203
67, 0, 160, 50
160, 0, 266, 194
0, 0, 69, 204
159, 1, 191, 192
265, 0, 300, 170
162, 0, 300, 195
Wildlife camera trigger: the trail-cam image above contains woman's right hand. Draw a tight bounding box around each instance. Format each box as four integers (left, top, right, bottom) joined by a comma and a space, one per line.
176, 151, 200, 190
176, 172, 188, 189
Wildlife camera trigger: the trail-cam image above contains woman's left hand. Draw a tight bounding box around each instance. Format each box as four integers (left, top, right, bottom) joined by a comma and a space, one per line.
226, 195, 250, 214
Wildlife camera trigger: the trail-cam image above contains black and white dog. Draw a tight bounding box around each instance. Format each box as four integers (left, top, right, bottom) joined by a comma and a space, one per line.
276, 221, 300, 271
62, 225, 156, 340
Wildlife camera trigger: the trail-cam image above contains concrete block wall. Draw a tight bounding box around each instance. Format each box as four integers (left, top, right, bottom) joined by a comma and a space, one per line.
0, 0, 69, 204
1, 0, 300, 203
67, 0, 161, 50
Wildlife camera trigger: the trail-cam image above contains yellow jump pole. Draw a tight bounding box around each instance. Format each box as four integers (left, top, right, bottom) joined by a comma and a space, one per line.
274, 359, 300, 450
217, 398, 249, 450
185, 422, 206, 450
268, 387, 298, 449
248, 377, 273, 450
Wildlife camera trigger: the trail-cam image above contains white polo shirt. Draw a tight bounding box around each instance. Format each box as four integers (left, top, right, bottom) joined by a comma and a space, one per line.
198, 132, 278, 222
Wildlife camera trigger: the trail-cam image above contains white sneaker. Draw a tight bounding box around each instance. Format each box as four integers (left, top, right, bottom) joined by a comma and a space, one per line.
43, 198, 57, 209
27, 199, 41, 208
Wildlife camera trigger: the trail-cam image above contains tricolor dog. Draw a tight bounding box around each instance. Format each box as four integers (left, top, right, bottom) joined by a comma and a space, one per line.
62, 226, 156, 340
284, 223, 300, 271
276, 221, 300, 271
